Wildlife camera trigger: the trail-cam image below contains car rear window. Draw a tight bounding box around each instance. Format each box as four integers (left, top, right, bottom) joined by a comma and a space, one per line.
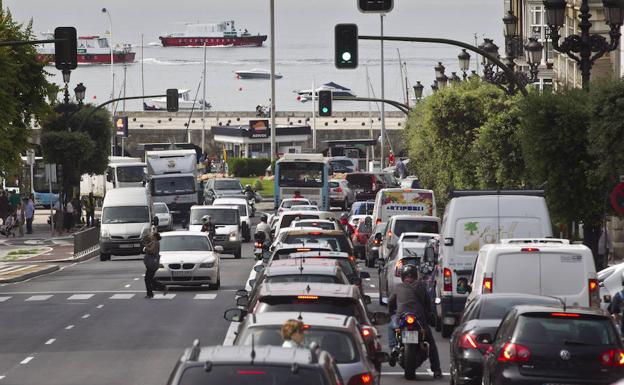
352, 202, 374, 215
179, 365, 323, 385
238, 327, 359, 363
266, 274, 343, 284
514, 314, 618, 346
281, 214, 319, 228
346, 174, 374, 189
257, 297, 362, 322
283, 234, 349, 252
282, 200, 310, 209
214, 180, 243, 190
292, 257, 356, 277
394, 219, 439, 236
293, 221, 336, 230
479, 297, 561, 319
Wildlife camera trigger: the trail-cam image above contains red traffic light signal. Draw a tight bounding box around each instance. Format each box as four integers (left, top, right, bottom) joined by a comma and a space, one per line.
166, 89, 179, 112
54, 27, 77, 70
358, 0, 394, 13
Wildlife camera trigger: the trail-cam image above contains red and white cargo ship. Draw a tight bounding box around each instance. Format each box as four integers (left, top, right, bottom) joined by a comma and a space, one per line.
37, 34, 135, 65
159, 21, 267, 47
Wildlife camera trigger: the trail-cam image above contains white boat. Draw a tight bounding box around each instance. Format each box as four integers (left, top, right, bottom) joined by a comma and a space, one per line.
144, 89, 211, 111
295, 82, 356, 102
234, 68, 283, 79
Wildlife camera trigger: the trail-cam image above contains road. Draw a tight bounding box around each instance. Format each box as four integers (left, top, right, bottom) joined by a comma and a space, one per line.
0, 220, 451, 385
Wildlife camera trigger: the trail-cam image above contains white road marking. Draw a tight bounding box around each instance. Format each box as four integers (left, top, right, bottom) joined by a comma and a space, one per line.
65, 325, 74, 330
365, 278, 371, 281
369, 284, 376, 288
133, 278, 139, 281
366, 292, 380, 298
381, 371, 449, 376
20, 356, 33, 365
45, 339, 55, 345
110, 294, 134, 299
124, 284, 131, 288
194, 294, 217, 300
81, 314, 90, 319
67, 294, 94, 300
0, 375, 5, 380
0, 290, 144, 295
222, 322, 239, 346
0, 296, 10, 302
25, 295, 52, 301
153, 293, 174, 299
96, 304, 104, 309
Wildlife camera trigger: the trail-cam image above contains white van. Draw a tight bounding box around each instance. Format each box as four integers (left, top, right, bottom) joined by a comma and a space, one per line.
99, 187, 153, 261
467, 238, 599, 308
434, 191, 552, 337
371, 188, 436, 225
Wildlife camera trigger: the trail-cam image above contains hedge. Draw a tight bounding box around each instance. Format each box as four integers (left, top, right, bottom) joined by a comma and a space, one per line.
226, 158, 271, 177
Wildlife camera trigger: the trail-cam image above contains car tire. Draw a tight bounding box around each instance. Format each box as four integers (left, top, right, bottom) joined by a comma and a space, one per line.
342, 198, 348, 210
99, 253, 110, 261
441, 323, 453, 338
234, 246, 242, 259
243, 224, 250, 242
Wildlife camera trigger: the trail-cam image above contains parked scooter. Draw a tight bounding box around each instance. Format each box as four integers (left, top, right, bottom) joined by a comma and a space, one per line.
390, 312, 429, 380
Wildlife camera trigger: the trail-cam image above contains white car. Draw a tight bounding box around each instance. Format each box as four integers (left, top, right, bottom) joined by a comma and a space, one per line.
292, 205, 319, 211
329, 179, 355, 209
598, 262, 624, 310
213, 197, 253, 242
153, 202, 173, 231
155, 231, 222, 289
290, 219, 341, 231
277, 198, 312, 214
378, 238, 429, 304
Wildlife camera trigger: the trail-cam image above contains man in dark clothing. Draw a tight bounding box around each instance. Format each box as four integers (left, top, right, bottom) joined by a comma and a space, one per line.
388, 264, 442, 379
608, 272, 624, 333
0, 191, 9, 224
84, 193, 96, 227
143, 232, 167, 298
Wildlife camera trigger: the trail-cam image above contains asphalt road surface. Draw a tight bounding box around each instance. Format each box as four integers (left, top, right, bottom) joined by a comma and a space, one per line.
0, 215, 452, 385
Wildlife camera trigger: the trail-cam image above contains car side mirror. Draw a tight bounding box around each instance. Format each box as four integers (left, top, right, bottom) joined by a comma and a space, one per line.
236, 296, 249, 307
214, 245, 224, 253
224, 308, 247, 322
360, 271, 370, 279
349, 276, 362, 286
363, 295, 372, 305
248, 279, 256, 288
373, 351, 390, 363
236, 289, 248, 297
152, 216, 159, 227
371, 311, 390, 325
253, 264, 265, 273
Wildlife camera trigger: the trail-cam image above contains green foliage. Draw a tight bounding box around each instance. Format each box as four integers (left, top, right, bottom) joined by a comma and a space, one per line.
253, 179, 263, 191
227, 157, 271, 177
0, 2, 56, 176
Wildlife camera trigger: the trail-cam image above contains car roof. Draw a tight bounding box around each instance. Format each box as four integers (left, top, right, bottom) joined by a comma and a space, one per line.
183, 344, 323, 365
273, 244, 334, 253
282, 229, 345, 236
258, 282, 358, 298
512, 304, 606, 317
160, 231, 209, 238
265, 260, 340, 276
213, 198, 247, 204
390, 215, 439, 221
293, 219, 335, 224
245, 312, 355, 329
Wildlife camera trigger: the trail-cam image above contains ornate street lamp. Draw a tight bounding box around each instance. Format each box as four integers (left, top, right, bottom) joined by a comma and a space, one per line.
413, 81, 424, 100
458, 49, 471, 79
431, 80, 439, 93
434, 62, 448, 89
74, 83, 86, 106
544, 0, 624, 89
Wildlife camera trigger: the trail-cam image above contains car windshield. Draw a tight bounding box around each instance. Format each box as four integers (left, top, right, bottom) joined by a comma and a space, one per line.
514, 314, 618, 346
116, 165, 144, 183
238, 327, 358, 363
282, 200, 310, 209
293, 221, 336, 230
479, 297, 561, 319
257, 297, 362, 322
214, 180, 243, 190
215, 203, 246, 217
152, 176, 195, 195
266, 274, 342, 284
283, 235, 347, 252
102, 206, 149, 224
278, 162, 324, 187
329, 181, 340, 188
153, 204, 168, 214
352, 202, 374, 215
394, 220, 439, 236
190, 208, 237, 225
280, 214, 319, 228
179, 365, 323, 385
160, 236, 212, 252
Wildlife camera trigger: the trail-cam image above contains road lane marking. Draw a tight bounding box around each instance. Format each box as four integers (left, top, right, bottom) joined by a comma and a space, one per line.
97, 304, 104, 309
366, 292, 380, 298
25, 295, 52, 301
0, 296, 10, 302
110, 294, 135, 299
194, 294, 217, 300
20, 356, 33, 365
0, 291, 145, 295
134, 278, 139, 281
153, 294, 174, 299
81, 314, 90, 319
65, 325, 74, 330
67, 294, 94, 300
124, 284, 131, 288
45, 339, 55, 345
0, 375, 5, 380
369, 284, 376, 288
365, 278, 371, 281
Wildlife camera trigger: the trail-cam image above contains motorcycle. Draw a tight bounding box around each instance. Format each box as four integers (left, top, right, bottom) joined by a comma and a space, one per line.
390, 312, 429, 380
253, 231, 267, 260
245, 190, 256, 215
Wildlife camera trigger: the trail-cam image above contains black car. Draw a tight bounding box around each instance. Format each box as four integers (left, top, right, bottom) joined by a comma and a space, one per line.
449, 294, 562, 385
482, 305, 624, 385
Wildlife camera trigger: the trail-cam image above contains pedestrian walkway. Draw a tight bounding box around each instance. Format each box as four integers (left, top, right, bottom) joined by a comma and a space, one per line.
0, 264, 59, 284
0, 291, 220, 302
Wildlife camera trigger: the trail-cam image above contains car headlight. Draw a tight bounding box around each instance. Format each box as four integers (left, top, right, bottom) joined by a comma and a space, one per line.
140, 227, 150, 238
229, 232, 237, 241
199, 261, 215, 268
100, 228, 110, 238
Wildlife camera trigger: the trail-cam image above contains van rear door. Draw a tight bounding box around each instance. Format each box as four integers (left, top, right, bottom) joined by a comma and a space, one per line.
493, 252, 541, 295
540, 250, 587, 306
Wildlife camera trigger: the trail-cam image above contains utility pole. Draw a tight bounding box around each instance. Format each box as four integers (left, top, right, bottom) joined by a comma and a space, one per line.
380, 13, 386, 170
269, 0, 276, 161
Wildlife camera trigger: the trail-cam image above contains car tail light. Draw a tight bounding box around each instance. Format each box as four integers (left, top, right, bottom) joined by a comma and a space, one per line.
297, 295, 319, 300
497, 342, 531, 363
361, 326, 375, 339
550, 312, 580, 317
371, 176, 377, 192
395, 259, 404, 277
348, 373, 373, 385
589, 278, 600, 308
458, 332, 488, 350
308, 231, 322, 235
600, 349, 624, 366
254, 242, 263, 248
482, 277, 493, 293
335, 187, 343, 193
405, 314, 416, 325
521, 247, 539, 252
443, 268, 452, 292
376, 218, 381, 224
373, 237, 381, 245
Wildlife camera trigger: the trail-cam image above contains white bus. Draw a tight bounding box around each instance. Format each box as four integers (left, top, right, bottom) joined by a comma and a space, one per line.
274, 154, 330, 211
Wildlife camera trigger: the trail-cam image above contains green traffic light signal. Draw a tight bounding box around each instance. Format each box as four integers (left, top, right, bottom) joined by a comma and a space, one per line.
335, 24, 358, 69
319, 90, 332, 117
322, 107, 329, 114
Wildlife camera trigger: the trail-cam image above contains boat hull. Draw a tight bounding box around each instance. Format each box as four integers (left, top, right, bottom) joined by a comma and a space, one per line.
159, 35, 267, 47
236, 72, 282, 79
37, 52, 136, 65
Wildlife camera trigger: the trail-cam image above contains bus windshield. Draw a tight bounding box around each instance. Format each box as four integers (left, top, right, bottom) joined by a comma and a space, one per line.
278, 162, 324, 187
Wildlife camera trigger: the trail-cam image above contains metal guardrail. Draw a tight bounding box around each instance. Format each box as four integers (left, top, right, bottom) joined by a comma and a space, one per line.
73, 227, 100, 259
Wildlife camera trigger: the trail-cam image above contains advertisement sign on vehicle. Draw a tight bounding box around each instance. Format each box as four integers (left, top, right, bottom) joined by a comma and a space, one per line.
375, 189, 436, 222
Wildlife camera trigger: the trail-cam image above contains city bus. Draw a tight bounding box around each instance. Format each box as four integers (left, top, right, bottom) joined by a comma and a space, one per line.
274, 153, 330, 211
21, 156, 60, 207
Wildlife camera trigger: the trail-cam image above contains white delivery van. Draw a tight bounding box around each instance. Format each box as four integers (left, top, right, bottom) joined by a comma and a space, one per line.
99, 187, 154, 261
467, 238, 599, 308
371, 188, 436, 225
434, 190, 552, 337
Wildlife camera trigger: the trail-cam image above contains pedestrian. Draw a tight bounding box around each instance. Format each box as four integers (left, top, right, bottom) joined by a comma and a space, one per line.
281, 319, 305, 348
52, 199, 63, 236
85, 192, 96, 227
388, 150, 395, 166
143, 232, 167, 298
293, 190, 303, 199
200, 215, 216, 243
599, 225, 614, 267
0, 191, 9, 225
64, 199, 74, 233
16, 201, 24, 237
608, 273, 624, 334
396, 158, 406, 179
24, 195, 35, 234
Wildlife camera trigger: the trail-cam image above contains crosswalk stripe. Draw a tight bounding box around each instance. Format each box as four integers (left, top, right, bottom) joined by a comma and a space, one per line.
366, 292, 380, 298
0, 296, 10, 302
110, 294, 134, 300
153, 294, 174, 299
67, 294, 94, 300
194, 294, 217, 300
25, 295, 52, 301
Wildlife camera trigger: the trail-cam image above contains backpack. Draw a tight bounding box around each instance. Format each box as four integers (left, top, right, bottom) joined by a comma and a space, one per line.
608, 291, 624, 315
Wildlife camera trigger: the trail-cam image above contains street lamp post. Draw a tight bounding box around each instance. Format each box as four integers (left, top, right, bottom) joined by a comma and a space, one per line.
458, 49, 471, 80
434, 62, 448, 89
543, 0, 624, 90
74, 83, 86, 107
413, 81, 424, 101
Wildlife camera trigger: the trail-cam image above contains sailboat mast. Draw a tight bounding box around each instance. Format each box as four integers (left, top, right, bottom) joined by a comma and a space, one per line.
141, 34, 145, 98
397, 49, 406, 106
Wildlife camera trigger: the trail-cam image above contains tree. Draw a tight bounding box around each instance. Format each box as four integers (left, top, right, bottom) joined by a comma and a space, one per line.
0, 2, 56, 178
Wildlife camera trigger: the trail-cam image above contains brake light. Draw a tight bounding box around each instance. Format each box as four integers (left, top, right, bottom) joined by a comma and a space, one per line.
498, 343, 531, 362
600, 349, 624, 366
297, 295, 319, 300
308, 231, 322, 235
387, 231, 393, 238
296, 248, 311, 252
348, 373, 373, 385
373, 238, 381, 245
405, 315, 416, 325
550, 312, 580, 317
589, 278, 599, 308
371, 176, 377, 192
254, 242, 263, 248
349, 255, 356, 262
482, 277, 493, 293
443, 268, 452, 292
458, 333, 478, 349
395, 259, 404, 277
361, 328, 371, 337
335, 187, 343, 193
521, 247, 539, 252
376, 218, 381, 224
304, 324, 311, 329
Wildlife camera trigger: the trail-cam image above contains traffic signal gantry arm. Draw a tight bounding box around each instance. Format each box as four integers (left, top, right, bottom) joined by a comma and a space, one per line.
76, 94, 167, 132
332, 96, 410, 115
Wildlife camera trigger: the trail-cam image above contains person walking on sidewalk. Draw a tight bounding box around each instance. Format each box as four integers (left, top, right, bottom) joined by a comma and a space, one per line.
9, 190, 20, 211
0, 191, 9, 225
63, 199, 74, 233
84, 193, 96, 227
16, 201, 24, 237
24, 195, 35, 234
143, 232, 167, 298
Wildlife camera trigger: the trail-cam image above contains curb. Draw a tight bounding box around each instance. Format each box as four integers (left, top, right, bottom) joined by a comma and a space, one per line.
0, 264, 60, 284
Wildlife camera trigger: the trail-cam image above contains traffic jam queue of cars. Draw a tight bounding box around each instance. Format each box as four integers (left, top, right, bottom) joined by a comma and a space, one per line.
99, 153, 624, 384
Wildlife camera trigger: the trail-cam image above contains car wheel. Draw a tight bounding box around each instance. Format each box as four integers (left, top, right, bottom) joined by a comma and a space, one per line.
234, 246, 242, 259
99, 253, 110, 261
342, 198, 348, 210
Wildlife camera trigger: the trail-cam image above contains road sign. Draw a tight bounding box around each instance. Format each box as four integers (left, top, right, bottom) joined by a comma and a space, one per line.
358, 0, 394, 13
611, 182, 624, 215
26, 150, 35, 166
45, 164, 57, 184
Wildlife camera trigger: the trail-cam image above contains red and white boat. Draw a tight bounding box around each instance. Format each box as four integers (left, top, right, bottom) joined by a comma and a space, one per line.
159, 21, 267, 47
37, 34, 135, 65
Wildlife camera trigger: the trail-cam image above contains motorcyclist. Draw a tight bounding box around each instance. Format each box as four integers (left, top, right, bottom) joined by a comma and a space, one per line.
388, 264, 442, 379
255, 213, 271, 241
244, 184, 254, 197
200, 215, 216, 242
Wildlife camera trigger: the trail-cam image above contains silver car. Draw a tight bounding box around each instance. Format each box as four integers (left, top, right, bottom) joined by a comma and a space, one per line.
153, 202, 173, 231
330, 179, 355, 209
231, 311, 386, 385
378, 237, 430, 304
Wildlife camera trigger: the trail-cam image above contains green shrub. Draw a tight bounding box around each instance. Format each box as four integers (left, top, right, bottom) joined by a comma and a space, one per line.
226, 158, 271, 177
253, 179, 264, 191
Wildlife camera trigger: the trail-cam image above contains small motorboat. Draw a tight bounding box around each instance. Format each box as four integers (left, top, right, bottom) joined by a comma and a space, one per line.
144, 89, 211, 111
295, 82, 356, 102
235, 68, 283, 79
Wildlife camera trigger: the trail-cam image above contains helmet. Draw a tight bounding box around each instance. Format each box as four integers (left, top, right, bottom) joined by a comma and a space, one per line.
400, 264, 418, 282
261, 214, 268, 223
340, 213, 349, 221
202, 215, 211, 223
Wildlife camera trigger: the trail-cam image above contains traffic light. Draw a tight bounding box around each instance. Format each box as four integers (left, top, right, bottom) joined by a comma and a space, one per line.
357, 0, 394, 13
335, 24, 358, 69
166, 88, 179, 112
54, 27, 77, 70
318, 90, 332, 117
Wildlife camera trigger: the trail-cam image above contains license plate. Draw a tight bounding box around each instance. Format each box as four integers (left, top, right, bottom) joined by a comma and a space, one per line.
172, 270, 192, 277
255, 248, 262, 253
119, 244, 139, 249
402, 331, 419, 344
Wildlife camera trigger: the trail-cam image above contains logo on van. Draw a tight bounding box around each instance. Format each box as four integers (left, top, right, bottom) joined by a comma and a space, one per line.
167, 160, 176, 168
